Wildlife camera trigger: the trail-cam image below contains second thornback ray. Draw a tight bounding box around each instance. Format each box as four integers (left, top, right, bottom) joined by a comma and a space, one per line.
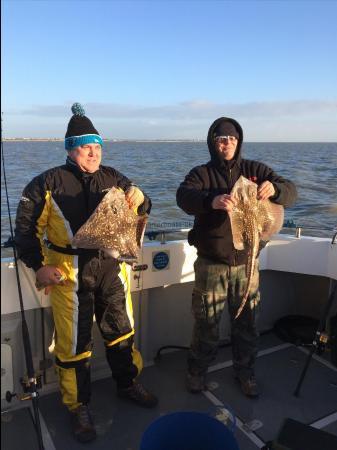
229, 176, 284, 318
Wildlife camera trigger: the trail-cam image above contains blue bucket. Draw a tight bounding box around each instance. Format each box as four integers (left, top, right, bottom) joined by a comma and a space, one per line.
140, 411, 240, 450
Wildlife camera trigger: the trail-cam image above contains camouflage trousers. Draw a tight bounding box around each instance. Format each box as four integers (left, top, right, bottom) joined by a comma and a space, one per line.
188, 256, 260, 381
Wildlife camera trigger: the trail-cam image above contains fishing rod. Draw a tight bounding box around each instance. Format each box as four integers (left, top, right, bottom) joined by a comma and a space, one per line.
294, 280, 337, 397
1, 114, 45, 450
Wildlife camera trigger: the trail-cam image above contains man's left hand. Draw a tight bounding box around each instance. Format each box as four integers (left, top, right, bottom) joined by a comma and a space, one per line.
125, 186, 145, 209
257, 181, 275, 200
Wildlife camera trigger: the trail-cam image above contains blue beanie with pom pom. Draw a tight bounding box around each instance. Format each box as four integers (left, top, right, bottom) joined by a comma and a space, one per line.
65, 103, 103, 150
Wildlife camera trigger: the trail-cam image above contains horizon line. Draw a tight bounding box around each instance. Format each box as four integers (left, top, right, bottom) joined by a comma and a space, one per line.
3, 138, 337, 144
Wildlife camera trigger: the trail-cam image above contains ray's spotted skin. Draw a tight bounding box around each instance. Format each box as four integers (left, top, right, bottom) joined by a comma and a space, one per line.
229, 176, 284, 318
72, 187, 148, 261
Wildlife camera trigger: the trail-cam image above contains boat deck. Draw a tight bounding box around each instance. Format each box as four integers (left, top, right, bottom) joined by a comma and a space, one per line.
2, 333, 337, 450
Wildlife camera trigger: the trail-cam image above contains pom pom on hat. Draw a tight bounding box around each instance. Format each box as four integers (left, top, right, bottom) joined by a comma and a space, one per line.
65, 102, 103, 150
71, 102, 85, 117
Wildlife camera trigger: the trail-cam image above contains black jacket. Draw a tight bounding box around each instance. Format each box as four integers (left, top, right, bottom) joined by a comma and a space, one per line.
15, 157, 151, 271
176, 117, 297, 265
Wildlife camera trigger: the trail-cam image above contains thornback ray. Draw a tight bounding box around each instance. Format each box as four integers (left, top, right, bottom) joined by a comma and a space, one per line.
72, 187, 147, 262
229, 176, 284, 319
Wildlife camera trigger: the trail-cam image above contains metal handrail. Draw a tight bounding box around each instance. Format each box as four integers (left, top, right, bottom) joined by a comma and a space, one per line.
332, 231, 337, 245
144, 225, 337, 244
2, 225, 336, 249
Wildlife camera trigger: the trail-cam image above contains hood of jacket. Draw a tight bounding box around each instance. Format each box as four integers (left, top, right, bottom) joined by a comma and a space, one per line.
206, 117, 243, 170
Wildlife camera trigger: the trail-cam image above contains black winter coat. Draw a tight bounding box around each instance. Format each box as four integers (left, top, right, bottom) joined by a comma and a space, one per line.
15, 157, 151, 271
176, 117, 297, 265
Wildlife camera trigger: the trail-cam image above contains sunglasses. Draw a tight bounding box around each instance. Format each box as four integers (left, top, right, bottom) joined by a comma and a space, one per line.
215, 136, 238, 143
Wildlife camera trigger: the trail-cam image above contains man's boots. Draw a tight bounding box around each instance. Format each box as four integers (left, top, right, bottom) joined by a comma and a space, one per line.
118, 381, 158, 408
70, 404, 97, 443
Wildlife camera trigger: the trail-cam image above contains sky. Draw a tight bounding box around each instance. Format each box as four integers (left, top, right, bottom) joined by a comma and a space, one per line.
2, 0, 337, 141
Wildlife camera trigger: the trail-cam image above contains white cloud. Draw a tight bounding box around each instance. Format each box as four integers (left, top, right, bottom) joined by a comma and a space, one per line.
4, 99, 337, 141
13, 99, 336, 119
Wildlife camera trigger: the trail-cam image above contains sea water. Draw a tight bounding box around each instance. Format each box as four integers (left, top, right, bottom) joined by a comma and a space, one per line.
1, 141, 337, 257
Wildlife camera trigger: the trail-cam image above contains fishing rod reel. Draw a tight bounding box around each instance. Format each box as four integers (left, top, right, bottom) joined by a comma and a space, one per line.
4, 322, 54, 405
5, 373, 43, 404
313, 329, 329, 355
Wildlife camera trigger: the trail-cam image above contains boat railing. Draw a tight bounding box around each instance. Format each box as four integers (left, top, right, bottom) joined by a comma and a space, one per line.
144, 225, 337, 244
1, 225, 336, 250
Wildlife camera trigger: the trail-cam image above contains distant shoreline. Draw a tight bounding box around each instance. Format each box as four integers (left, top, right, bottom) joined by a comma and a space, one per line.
3, 138, 206, 143
3, 139, 336, 144
4, 138, 64, 142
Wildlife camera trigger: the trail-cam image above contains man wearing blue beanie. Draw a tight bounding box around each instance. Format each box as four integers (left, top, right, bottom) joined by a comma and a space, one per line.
15, 103, 158, 443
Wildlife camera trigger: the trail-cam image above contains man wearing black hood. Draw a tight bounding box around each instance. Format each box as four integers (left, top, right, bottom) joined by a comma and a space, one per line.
176, 117, 297, 397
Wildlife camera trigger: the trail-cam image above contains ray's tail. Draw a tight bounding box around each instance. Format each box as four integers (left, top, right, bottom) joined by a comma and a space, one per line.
235, 233, 258, 319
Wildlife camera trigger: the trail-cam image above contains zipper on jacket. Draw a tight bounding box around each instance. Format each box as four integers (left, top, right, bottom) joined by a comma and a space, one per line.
228, 167, 234, 191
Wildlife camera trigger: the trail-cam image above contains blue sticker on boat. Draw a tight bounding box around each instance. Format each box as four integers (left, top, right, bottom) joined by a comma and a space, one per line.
152, 251, 170, 271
